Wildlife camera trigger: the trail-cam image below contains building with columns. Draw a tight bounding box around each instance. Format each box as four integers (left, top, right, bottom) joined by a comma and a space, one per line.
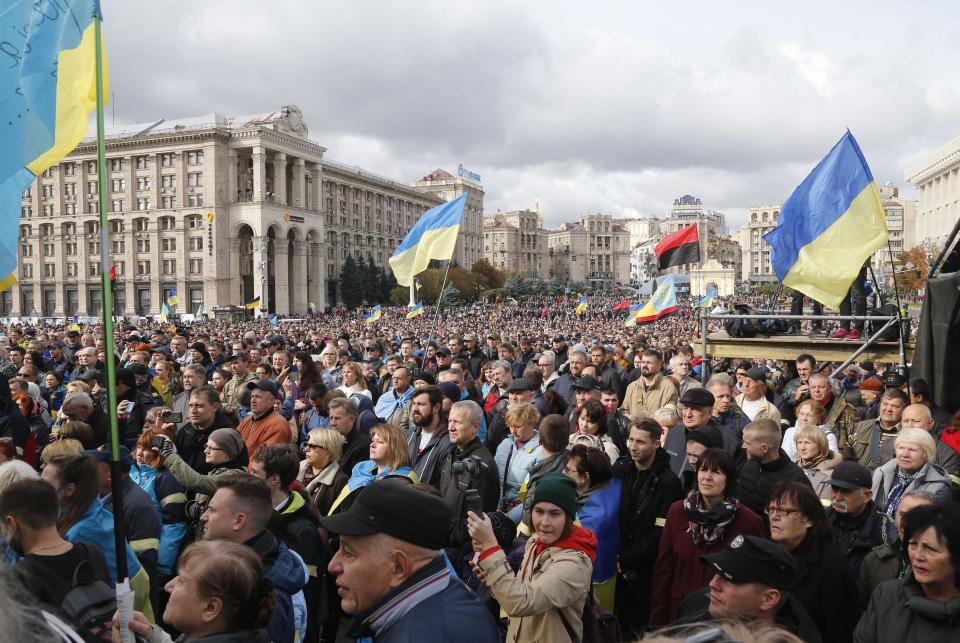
739, 204, 781, 285
547, 213, 630, 287
12, 106, 450, 317
905, 135, 960, 249
482, 208, 548, 278
659, 195, 740, 277
411, 168, 484, 268
871, 183, 917, 287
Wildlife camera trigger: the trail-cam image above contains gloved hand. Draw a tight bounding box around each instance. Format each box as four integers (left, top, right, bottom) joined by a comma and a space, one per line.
158, 436, 176, 459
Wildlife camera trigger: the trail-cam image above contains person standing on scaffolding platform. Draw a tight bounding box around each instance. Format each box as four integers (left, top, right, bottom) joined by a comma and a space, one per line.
829, 264, 868, 341
790, 291, 824, 334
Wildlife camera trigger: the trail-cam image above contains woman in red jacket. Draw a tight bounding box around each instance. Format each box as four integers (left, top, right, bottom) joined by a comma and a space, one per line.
649, 448, 766, 626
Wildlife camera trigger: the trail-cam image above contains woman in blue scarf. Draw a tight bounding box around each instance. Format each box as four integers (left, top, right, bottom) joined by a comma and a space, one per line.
329, 422, 418, 514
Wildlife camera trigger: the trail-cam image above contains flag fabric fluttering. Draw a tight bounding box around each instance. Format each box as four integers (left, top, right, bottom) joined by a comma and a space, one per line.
655, 225, 700, 271
406, 303, 424, 319
166, 288, 178, 306
196, 303, 204, 318
625, 279, 678, 327
763, 131, 889, 309
160, 302, 170, 323
0, 0, 106, 292
575, 295, 588, 315
307, 302, 316, 315
269, 314, 278, 327
365, 305, 382, 325
245, 296, 261, 310
698, 289, 717, 309
109, 265, 117, 282
611, 300, 633, 311
414, 276, 423, 292
388, 193, 468, 286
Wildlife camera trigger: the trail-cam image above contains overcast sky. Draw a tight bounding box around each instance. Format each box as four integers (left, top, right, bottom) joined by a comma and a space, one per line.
102, 1, 960, 231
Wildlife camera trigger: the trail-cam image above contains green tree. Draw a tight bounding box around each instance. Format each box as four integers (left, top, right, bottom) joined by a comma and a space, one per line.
340, 255, 363, 309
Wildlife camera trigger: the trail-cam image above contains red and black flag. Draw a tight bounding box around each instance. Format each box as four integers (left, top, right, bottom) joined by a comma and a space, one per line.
655, 225, 700, 270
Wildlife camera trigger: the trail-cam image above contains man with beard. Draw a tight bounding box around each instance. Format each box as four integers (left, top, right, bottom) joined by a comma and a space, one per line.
846, 388, 908, 470
170, 363, 207, 421
621, 349, 678, 418
825, 461, 883, 579
406, 386, 452, 487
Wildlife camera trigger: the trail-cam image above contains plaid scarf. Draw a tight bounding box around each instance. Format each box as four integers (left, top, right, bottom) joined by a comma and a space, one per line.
683, 491, 740, 548
884, 466, 921, 523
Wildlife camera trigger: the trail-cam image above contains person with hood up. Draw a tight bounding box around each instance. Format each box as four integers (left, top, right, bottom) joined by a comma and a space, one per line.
468, 473, 597, 643
158, 427, 248, 539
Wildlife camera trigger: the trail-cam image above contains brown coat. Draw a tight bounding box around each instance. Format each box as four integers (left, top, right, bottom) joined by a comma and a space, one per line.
479, 530, 595, 643
621, 374, 678, 418
237, 409, 292, 465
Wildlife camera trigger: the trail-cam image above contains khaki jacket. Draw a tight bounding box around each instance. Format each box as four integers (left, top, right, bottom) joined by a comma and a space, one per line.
735, 393, 782, 426
621, 374, 678, 419
480, 538, 593, 643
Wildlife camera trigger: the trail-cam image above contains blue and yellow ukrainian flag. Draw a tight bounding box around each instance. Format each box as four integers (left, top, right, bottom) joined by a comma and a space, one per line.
0, 0, 106, 291
406, 302, 423, 319
575, 295, 588, 315
698, 289, 717, 309
365, 304, 382, 325
307, 302, 316, 315
166, 288, 178, 306
764, 131, 888, 309
388, 193, 467, 286
160, 302, 169, 323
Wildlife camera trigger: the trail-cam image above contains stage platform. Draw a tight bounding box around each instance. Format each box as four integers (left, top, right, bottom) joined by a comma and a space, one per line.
703, 331, 914, 363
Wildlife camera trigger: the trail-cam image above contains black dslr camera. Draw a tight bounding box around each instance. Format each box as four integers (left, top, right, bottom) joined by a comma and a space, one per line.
453, 455, 488, 518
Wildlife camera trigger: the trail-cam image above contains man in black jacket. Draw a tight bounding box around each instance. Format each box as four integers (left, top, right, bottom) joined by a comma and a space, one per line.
251, 444, 325, 643
330, 396, 371, 474
825, 461, 883, 579
739, 419, 812, 521
614, 417, 682, 636
171, 386, 234, 475
437, 400, 499, 556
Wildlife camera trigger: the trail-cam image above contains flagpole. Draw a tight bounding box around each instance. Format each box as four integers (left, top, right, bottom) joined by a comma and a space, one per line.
94, 8, 131, 608
432, 260, 452, 339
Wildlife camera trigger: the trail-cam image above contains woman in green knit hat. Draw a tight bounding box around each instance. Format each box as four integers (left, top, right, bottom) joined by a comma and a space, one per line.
468, 473, 597, 643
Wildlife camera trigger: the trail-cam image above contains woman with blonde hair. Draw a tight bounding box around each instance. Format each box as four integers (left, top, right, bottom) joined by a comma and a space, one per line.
337, 362, 370, 399
793, 424, 842, 502
318, 345, 343, 388
40, 437, 83, 463
496, 403, 543, 513
297, 427, 348, 516
782, 399, 837, 460
872, 427, 952, 543
53, 420, 96, 450
329, 423, 418, 513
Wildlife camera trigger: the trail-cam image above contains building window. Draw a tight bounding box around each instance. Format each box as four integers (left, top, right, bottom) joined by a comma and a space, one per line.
160, 153, 174, 168
111, 239, 124, 254
137, 197, 151, 211
86, 161, 97, 174
43, 263, 55, 278
161, 196, 176, 209
20, 242, 32, 257
65, 203, 76, 215
87, 181, 98, 195
42, 205, 53, 217
136, 176, 151, 191
20, 207, 32, 218
64, 182, 76, 196
66, 263, 78, 277
188, 237, 203, 251
110, 220, 123, 233
137, 261, 150, 276
160, 174, 176, 189
88, 262, 100, 276
88, 241, 100, 254
41, 184, 53, 198
159, 216, 175, 231
187, 194, 204, 207
187, 172, 203, 187
110, 158, 126, 172
135, 156, 151, 170
189, 258, 203, 273
111, 178, 126, 192
186, 215, 202, 229
162, 259, 176, 274
63, 163, 76, 176
111, 199, 124, 213
162, 238, 176, 251
114, 262, 124, 277
21, 264, 33, 279
65, 242, 77, 255
187, 150, 204, 165
87, 201, 99, 214
135, 218, 148, 232
137, 239, 150, 253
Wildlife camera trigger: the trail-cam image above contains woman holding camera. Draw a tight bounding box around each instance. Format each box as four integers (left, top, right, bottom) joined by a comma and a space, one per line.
468, 473, 596, 643
158, 428, 248, 538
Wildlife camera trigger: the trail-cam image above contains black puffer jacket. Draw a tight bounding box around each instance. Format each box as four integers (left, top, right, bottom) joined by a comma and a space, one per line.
790, 536, 861, 643
738, 449, 812, 519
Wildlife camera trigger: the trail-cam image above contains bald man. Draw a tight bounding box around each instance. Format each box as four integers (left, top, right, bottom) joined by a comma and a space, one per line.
899, 404, 960, 479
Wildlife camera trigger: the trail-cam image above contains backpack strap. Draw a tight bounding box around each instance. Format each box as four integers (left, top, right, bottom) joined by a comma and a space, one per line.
557, 607, 580, 643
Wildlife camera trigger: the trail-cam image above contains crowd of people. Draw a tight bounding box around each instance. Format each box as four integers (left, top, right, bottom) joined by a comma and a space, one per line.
0, 293, 956, 643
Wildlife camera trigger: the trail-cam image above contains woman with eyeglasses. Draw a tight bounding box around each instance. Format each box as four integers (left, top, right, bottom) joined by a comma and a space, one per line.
768, 480, 859, 643
158, 428, 248, 539
563, 444, 621, 611
650, 448, 765, 627
296, 427, 348, 516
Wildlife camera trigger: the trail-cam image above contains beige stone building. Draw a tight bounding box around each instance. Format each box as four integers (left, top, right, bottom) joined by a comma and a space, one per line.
739, 204, 781, 285
621, 217, 661, 249
12, 106, 452, 317
483, 209, 547, 278
871, 183, 917, 287
547, 214, 630, 287
411, 167, 484, 269
905, 135, 960, 249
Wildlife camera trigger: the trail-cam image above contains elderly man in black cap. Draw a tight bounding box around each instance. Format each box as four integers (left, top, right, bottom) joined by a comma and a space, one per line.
735, 367, 782, 425
825, 461, 883, 579
676, 535, 822, 642
321, 479, 499, 643
663, 387, 739, 476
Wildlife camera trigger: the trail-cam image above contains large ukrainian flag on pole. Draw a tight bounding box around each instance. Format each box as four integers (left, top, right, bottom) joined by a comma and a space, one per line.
764, 131, 888, 309
389, 192, 467, 286
0, 0, 106, 290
